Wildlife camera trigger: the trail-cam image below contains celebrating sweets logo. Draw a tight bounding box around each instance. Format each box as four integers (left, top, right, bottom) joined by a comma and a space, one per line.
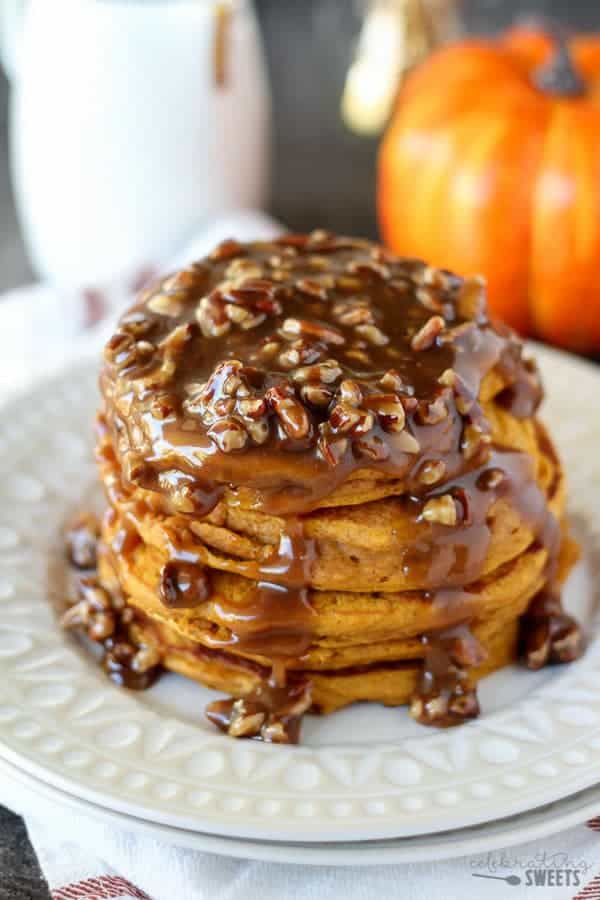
470, 851, 591, 888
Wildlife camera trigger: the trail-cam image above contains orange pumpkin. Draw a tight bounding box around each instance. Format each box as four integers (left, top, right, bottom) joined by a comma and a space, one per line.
378, 27, 600, 352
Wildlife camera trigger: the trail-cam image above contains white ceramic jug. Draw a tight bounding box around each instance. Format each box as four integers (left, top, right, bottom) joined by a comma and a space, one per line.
0, 0, 271, 288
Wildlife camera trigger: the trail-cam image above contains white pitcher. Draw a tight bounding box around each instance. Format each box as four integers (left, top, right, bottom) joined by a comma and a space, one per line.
0, 0, 271, 288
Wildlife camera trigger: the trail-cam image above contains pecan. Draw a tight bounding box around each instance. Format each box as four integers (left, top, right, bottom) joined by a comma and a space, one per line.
150, 393, 177, 420
225, 258, 263, 282
196, 295, 231, 338
307, 228, 333, 246
461, 423, 492, 461
337, 379, 363, 407
300, 384, 334, 408
477, 468, 505, 491
295, 277, 330, 300
65, 513, 99, 569
123, 452, 150, 483
411, 686, 480, 727
61, 577, 116, 642
379, 369, 404, 392
366, 394, 405, 432
346, 259, 391, 280
418, 395, 449, 425
419, 460, 446, 485
103, 640, 161, 690
246, 419, 270, 444
355, 323, 389, 347
332, 298, 374, 327
521, 605, 584, 670
205, 698, 263, 739
411, 315, 445, 351
221, 278, 282, 316
307, 254, 330, 271
317, 432, 348, 466
335, 275, 362, 291
103, 331, 134, 366
282, 340, 325, 369
277, 346, 302, 370
293, 360, 342, 385
393, 430, 420, 454
222, 371, 243, 396
120, 311, 155, 338
237, 397, 267, 419
422, 495, 458, 526
206, 683, 314, 743
354, 435, 390, 461
209, 238, 245, 261
87, 611, 118, 641
281, 318, 345, 346
162, 267, 201, 294
269, 392, 311, 441
131, 643, 162, 673
456, 276, 487, 321
207, 419, 248, 452
159, 322, 195, 358
147, 293, 184, 317
448, 631, 487, 668
329, 403, 361, 433
224, 302, 265, 329
438, 369, 474, 415
257, 339, 281, 360
344, 348, 371, 367
415, 287, 444, 313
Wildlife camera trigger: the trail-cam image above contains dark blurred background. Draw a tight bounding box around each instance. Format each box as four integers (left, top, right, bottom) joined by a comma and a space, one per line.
1, 0, 598, 293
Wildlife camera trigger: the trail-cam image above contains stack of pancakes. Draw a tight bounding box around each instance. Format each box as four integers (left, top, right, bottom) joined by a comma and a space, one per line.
73, 232, 582, 741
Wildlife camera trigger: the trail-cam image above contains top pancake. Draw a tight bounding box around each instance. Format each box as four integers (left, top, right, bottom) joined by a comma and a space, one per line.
99, 231, 543, 518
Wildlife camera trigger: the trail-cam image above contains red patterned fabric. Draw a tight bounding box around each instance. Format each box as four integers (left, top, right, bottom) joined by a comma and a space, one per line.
52, 875, 152, 900
571, 820, 600, 899
573, 872, 600, 899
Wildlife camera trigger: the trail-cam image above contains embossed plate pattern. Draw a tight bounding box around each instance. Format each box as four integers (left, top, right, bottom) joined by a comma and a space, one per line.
0, 346, 598, 842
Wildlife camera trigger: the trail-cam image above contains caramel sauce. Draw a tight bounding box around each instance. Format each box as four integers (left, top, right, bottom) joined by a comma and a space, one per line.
207, 520, 317, 679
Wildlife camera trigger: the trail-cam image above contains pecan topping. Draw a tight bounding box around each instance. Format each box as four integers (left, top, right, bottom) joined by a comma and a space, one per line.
209, 238, 245, 261
281, 318, 345, 346
267, 388, 312, 441
65, 513, 100, 570
422, 494, 458, 526
520, 593, 584, 670
147, 293, 184, 317
206, 683, 312, 743
419, 460, 446, 485
411, 315, 445, 351
208, 418, 248, 452
61, 576, 116, 642
355, 323, 389, 347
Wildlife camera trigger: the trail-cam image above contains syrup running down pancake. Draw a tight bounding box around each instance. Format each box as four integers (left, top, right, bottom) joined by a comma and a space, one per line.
63, 231, 583, 742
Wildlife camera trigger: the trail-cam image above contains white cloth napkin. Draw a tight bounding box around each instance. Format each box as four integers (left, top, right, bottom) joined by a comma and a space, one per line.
25, 815, 600, 900
2, 210, 600, 900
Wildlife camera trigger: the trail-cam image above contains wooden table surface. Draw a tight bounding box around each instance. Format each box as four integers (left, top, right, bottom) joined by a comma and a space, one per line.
0, 0, 597, 896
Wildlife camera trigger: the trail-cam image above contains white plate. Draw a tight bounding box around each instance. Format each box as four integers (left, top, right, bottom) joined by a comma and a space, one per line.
4, 750, 600, 866
0, 346, 599, 844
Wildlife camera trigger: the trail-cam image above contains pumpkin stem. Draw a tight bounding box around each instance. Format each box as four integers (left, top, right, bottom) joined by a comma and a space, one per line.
534, 34, 585, 97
